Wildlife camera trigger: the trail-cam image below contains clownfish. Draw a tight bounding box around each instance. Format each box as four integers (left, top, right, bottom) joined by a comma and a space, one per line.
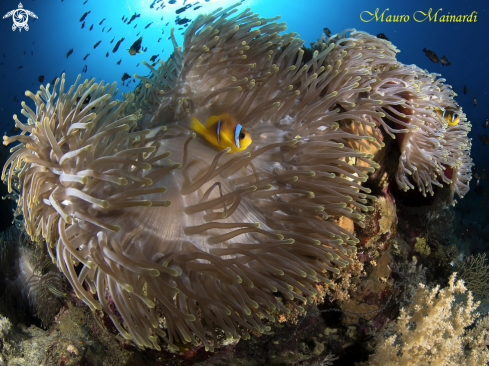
190, 113, 252, 153
434, 107, 459, 126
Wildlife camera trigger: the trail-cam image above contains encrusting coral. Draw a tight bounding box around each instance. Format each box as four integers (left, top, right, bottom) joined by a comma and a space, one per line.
1, 3, 472, 353
414, 237, 431, 256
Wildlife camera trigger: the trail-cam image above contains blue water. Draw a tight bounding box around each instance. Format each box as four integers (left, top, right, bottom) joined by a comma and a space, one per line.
0, 0, 487, 178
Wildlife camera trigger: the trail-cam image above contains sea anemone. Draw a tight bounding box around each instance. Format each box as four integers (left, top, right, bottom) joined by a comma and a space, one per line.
2, 3, 471, 352
373, 63, 472, 202
0, 226, 67, 326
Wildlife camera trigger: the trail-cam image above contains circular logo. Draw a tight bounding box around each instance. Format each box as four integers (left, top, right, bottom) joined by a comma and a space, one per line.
13, 9, 28, 29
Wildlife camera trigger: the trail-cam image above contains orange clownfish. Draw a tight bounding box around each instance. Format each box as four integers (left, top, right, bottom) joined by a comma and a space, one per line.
190, 113, 252, 153
434, 106, 459, 126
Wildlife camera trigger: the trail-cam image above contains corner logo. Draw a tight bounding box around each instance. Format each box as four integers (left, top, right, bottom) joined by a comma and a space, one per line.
3, 3, 37, 32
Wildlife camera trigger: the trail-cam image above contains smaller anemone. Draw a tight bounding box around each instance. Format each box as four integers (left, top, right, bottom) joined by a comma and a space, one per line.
0, 226, 68, 326
372, 65, 473, 203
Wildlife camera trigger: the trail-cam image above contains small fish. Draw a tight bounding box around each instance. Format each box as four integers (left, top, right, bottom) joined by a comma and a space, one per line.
41, 259, 53, 275
102, 26, 105, 32
50, 76, 56, 85
176, 4, 191, 14
323, 27, 332, 37
81, 21, 85, 29
423, 48, 439, 63
145, 22, 153, 29
474, 98, 477, 107
11, 126, 20, 133
83, 53, 90, 60
464, 85, 468, 95
31, 50, 33, 56
377, 33, 389, 41
117, 59, 121, 65
106, 52, 109, 57
89, 24, 93, 31
46, 282, 67, 298
99, 18, 106, 25
76, 94, 91, 106
80, 11, 90, 22
38, 75, 44, 83
460, 226, 472, 240
122, 72, 131, 81
107, 27, 112, 33
434, 107, 459, 126
82, 64, 87, 73
83, 0, 88, 4
134, 24, 137, 29
194, 5, 201, 10
128, 36, 143, 55
150, 54, 159, 62
166, 22, 169, 26
66, 48, 73, 58
484, 118, 488, 128
190, 113, 252, 153
158, 37, 161, 42
93, 40, 102, 49
479, 134, 489, 146
121, 15, 124, 21
110, 37, 115, 43
18, 65, 22, 69
137, 32, 140, 36
127, 13, 140, 25
113, 37, 125, 53
473, 166, 481, 185
123, 17, 127, 23
440, 55, 450, 66
176, 17, 190, 25
136, 63, 139, 67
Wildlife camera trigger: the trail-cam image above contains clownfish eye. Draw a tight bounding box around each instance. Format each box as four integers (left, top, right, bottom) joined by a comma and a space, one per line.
239, 132, 245, 139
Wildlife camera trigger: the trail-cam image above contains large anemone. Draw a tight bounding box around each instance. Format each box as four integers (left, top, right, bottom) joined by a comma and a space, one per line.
2, 4, 472, 352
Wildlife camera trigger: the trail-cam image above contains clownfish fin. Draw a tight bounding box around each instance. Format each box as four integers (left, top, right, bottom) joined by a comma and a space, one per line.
190, 116, 206, 135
